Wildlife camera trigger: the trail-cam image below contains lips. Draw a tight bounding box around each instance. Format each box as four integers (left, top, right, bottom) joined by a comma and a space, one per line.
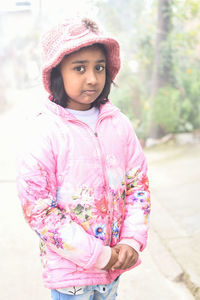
83, 90, 97, 95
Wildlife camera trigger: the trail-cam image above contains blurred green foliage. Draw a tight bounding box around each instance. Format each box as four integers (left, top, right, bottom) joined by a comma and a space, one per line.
179, 69, 200, 130
96, 0, 200, 139
152, 87, 181, 133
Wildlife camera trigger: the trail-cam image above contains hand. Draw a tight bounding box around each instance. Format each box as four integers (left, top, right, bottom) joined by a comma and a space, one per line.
103, 247, 119, 270
111, 244, 139, 270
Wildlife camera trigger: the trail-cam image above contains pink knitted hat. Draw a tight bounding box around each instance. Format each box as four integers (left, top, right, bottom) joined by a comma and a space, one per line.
41, 18, 121, 94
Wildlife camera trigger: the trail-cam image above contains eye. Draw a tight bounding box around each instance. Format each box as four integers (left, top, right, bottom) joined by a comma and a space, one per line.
74, 66, 85, 72
95, 65, 105, 72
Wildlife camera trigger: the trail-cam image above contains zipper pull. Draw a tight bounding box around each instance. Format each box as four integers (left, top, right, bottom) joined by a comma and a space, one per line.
94, 132, 98, 137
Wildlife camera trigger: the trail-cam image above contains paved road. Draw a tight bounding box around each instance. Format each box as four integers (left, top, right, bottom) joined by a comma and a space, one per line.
0, 88, 199, 299
145, 143, 200, 300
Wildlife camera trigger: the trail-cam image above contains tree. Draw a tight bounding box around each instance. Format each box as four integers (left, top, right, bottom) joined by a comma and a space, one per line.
149, 0, 174, 137
151, 0, 174, 96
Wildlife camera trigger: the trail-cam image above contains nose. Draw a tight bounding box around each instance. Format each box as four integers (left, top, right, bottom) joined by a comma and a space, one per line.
86, 69, 97, 85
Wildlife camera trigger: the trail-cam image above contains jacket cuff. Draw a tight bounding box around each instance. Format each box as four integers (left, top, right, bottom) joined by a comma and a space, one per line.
118, 238, 140, 252
94, 246, 111, 269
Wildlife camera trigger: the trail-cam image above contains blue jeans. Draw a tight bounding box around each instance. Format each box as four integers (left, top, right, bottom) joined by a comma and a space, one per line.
51, 277, 119, 300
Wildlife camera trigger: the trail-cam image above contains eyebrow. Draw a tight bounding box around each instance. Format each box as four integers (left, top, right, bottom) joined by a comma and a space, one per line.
72, 59, 106, 64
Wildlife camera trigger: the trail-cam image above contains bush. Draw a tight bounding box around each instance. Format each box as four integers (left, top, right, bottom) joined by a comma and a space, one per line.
152, 87, 181, 134
179, 68, 200, 130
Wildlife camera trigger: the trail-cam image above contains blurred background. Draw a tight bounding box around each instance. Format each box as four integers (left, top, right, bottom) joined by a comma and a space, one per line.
1, 0, 200, 141
0, 1, 200, 299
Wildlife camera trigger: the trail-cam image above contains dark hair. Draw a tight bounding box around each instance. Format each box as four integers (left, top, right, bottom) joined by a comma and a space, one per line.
50, 44, 112, 108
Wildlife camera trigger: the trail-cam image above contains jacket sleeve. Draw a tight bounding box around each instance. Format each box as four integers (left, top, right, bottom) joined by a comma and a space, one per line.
120, 118, 151, 251
16, 118, 104, 269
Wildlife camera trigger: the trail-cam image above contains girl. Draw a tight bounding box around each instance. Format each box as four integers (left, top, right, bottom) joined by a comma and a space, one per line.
17, 18, 150, 300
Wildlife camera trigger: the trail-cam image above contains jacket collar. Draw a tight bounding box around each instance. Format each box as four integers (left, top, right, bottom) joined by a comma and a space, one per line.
44, 96, 120, 121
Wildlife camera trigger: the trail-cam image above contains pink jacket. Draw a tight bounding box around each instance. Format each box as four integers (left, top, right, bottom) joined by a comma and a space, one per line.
17, 98, 150, 289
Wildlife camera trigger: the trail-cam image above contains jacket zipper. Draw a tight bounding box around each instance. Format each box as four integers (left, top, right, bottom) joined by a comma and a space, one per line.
68, 116, 113, 244
95, 115, 114, 244
93, 130, 112, 244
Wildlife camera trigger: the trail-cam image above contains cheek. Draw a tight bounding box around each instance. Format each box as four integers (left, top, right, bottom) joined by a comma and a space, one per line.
60, 66, 75, 93
100, 73, 106, 89
62, 75, 77, 94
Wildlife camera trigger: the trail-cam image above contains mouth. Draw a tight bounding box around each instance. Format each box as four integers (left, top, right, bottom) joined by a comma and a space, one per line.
83, 90, 97, 96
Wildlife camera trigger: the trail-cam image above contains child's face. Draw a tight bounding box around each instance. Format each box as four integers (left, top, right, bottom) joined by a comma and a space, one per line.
60, 45, 106, 110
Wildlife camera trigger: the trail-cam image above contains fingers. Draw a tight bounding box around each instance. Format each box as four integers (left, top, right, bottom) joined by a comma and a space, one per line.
103, 244, 139, 271
111, 245, 139, 270
111, 248, 127, 270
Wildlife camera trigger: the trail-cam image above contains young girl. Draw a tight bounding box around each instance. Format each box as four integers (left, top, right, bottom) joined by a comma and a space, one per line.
17, 18, 150, 300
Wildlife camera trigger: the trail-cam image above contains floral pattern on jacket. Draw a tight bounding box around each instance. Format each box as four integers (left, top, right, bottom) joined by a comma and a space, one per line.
17, 99, 150, 288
